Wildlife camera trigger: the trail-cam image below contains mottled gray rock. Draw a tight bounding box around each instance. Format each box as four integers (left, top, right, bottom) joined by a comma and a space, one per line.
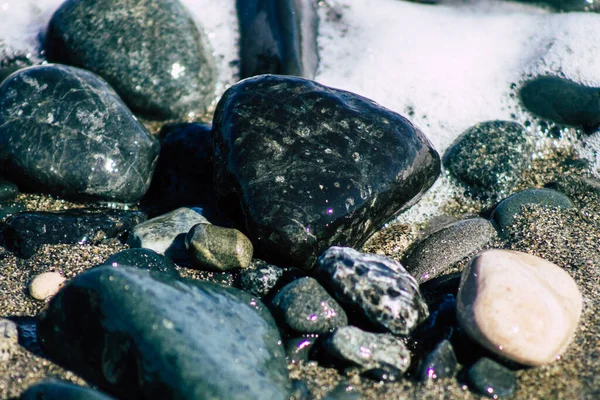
443, 121, 533, 199
237, 259, 285, 298
185, 223, 254, 271
0, 64, 159, 203
402, 218, 497, 283
21, 379, 116, 400
213, 75, 440, 270
419, 340, 458, 381
100, 248, 179, 278
37, 266, 291, 399
128, 207, 209, 261
491, 188, 574, 237
270, 277, 348, 334
468, 358, 517, 398
324, 326, 411, 374
317, 247, 429, 335
46, 0, 216, 119
237, 0, 319, 79
0, 318, 18, 362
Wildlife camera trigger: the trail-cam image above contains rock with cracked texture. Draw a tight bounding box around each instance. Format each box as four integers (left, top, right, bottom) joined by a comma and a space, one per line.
457, 249, 582, 366
213, 75, 440, 270
0, 64, 159, 203
317, 247, 429, 335
45, 0, 216, 119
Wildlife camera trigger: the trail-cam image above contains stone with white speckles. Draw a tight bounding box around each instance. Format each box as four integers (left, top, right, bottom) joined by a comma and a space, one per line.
29, 272, 66, 301
457, 249, 582, 366
317, 247, 429, 335
0, 318, 19, 362
0, 64, 159, 203
213, 75, 440, 270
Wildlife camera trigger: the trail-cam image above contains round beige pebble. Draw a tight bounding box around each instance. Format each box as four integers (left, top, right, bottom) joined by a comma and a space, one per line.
29, 272, 66, 301
456, 249, 582, 366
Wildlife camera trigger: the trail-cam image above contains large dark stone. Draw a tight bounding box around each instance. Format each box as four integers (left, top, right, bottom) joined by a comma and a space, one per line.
520, 76, 600, 132
37, 266, 291, 400
21, 379, 116, 400
0, 64, 159, 203
237, 0, 319, 79
46, 0, 216, 119
213, 75, 440, 269
1, 209, 146, 258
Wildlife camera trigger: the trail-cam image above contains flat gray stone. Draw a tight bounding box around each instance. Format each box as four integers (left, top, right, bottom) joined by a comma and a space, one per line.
128, 207, 209, 260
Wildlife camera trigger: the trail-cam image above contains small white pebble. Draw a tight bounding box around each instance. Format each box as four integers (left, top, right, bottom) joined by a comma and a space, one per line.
29, 272, 66, 301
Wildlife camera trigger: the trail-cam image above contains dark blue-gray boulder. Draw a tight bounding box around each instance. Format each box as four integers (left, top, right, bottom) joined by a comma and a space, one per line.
213, 75, 440, 269
237, 0, 319, 79
0, 64, 159, 203
45, 0, 216, 119
20, 379, 116, 400
37, 266, 291, 400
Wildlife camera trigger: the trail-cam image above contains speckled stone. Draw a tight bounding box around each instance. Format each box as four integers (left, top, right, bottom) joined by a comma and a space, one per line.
0, 64, 160, 203
324, 326, 411, 375
443, 120, 533, 199
467, 357, 517, 398
2, 209, 146, 258
237, 259, 285, 298
418, 339, 457, 381
457, 249, 582, 366
37, 266, 291, 399
402, 218, 497, 283
491, 188, 574, 236
46, 0, 216, 119
100, 248, 179, 278
237, 0, 319, 79
520, 76, 600, 132
0, 318, 18, 362
317, 247, 429, 335
270, 277, 348, 334
185, 223, 254, 271
29, 272, 66, 301
128, 207, 209, 261
0, 179, 18, 201
20, 379, 117, 400
213, 75, 440, 270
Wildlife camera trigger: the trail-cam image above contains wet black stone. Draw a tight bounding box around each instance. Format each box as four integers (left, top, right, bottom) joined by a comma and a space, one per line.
468, 357, 517, 398
46, 0, 216, 119
0, 64, 160, 203
491, 188, 574, 237
0, 179, 18, 201
21, 379, 116, 400
270, 277, 348, 334
285, 336, 318, 363
362, 364, 404, 383
37, 266, 291, 399
142, 123, 221, 219
443, 121, 533, 199
520, 76, 600, 132
1, 209, 146, 258
419, 339, 458, 381
237, 259, 286, 298
0, 201, 25, 221
411, 294, 457, 354
100, 248, 179, 278
317, 247, 429, 335
402, 218, 497, 284
237, 0, 319, 79
213, 75, 440, 270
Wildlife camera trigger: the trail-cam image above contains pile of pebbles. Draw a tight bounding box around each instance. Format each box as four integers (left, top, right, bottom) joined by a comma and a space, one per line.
1, 0, 599, 399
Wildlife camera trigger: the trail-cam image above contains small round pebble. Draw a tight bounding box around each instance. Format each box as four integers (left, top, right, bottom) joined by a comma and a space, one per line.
29, 272, 66, 301
468, 357, 517, 398
0, 318, 19, 362
457, 249, 582, 366
185, 223, 254, 271
270, 277, 348, 334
